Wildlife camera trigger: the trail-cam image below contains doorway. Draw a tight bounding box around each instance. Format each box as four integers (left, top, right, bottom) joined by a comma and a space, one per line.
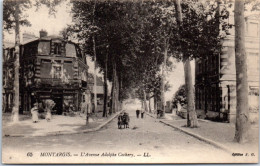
53, 95, 63, 115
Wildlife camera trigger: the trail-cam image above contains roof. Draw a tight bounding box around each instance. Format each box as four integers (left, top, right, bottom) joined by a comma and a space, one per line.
40, 35, 63, 41
4, 35, 70, 48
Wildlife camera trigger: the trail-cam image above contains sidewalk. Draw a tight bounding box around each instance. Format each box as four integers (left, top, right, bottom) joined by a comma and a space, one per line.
2, 112, 121, 137
147, 112, 259, 153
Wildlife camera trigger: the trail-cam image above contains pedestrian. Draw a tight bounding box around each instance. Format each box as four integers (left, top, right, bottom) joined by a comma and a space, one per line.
123, 112, 130, 128
45, 99, 55, 122
31, 102, 39, 123
136, 110, 140, 118
86, 102, 91, 124
141, 109, 144, 119
46, 109, 52, 122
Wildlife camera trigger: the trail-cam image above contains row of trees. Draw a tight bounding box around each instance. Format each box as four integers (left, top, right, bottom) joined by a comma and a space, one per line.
67, 0, 231, 128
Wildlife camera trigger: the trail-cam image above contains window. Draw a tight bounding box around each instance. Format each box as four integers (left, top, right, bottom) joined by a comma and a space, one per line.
64, 60, 72, 63
82, 95, 85, 102
50, 61, 63, 79
247, 23, 258, 37
3, 71, 6, 87
54, 43, 62, 55
41, 59, 51, 63
64, 61, 73, 79
52, 65, 62, 79
10, 49, 14, 59
249, 87, 259, 96
248, 53, 259, 71
38, 41, 50, 55
40, 59, 51, 78
65, 43, 76, 57
76, 46, 82, 58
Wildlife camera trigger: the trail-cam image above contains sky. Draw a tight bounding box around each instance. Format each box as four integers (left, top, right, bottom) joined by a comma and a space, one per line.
4, 0, 72, 42
3, 0, 195, 102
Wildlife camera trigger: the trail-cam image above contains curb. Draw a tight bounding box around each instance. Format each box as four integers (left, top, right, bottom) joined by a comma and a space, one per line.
4, 111, 122, 138
146, 112, 232, 153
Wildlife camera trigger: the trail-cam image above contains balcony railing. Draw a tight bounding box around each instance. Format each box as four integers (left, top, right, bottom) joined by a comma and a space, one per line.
38, 78, 80, 87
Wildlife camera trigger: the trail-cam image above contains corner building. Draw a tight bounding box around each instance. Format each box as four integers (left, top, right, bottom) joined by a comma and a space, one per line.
3, 31, 89, 114
195, 15, 259, 123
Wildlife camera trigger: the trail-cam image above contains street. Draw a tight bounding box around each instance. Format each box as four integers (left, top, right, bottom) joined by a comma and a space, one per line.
2, 105, 233, 164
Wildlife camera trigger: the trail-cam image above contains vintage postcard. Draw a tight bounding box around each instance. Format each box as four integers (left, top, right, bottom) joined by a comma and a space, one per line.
2, 0, 259, 164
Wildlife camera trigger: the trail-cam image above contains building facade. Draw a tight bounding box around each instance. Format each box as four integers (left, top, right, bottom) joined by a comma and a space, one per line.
3, 31, 89, 114
195, 15, 259, 123
87, 74, 105, 112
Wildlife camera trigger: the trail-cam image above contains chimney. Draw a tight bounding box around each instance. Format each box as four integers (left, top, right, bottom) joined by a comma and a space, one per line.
39, 30, 48, 38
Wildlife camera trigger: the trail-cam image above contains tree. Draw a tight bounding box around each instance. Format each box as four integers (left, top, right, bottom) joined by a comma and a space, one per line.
173, 0, 231, 127
172, 84, 187, 107
173, 0, 198, 127
3, 0, 31, 32
3, 0, 62, 122
70, 1, 132, 114
123, 1, 176, 113
12, 2, 21, 122
3, 0, 31, 122
103, 45, 109, 117
69, 0, 230, 119
234, 0, 250, 143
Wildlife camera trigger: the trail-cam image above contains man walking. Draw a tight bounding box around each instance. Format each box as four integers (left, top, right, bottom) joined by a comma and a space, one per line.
136, 110, 140, 118
141, 109, 144, 119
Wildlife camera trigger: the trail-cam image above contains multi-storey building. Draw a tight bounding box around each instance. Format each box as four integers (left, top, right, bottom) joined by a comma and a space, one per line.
195, 15, 259, 123
3, 31, 89, 114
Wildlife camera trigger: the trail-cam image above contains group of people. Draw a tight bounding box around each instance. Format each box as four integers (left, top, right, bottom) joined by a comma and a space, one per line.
136, 109, 145, 119
30, 100, 55, 123
117, 112, 130, 129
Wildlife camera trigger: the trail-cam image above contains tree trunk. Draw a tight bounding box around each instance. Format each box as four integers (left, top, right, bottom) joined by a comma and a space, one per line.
115, 71, 119, 112
183, 55, 199, 127
111, 63, 116, 113
143, 89, 148, 112
160, 38, 168, 118
102, 71, 107, 117
92, 0, 97, 113
103, 46, 108, 117
111, 62, 119, 113
174, 0, 198, 127
234, 0, 249, 143
12, 3, 20, 123
154, 90, 157, 113
148, 95, 152, 113
93, 36, 97, 113
109, 80, 114, 115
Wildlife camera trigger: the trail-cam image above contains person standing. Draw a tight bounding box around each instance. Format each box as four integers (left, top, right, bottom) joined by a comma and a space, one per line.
136, 110, 140, 118
45, 99, 55, 122
31, 103, 39, 123
141, 109, 145, 119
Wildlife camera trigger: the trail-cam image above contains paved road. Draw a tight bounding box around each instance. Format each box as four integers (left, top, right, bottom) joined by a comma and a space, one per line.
2, 107, 231, 164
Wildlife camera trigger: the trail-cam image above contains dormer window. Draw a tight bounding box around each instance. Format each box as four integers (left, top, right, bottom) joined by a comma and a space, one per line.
54, 43, 62, 55
38, 41, 50, 55
65, 43, 76, 57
